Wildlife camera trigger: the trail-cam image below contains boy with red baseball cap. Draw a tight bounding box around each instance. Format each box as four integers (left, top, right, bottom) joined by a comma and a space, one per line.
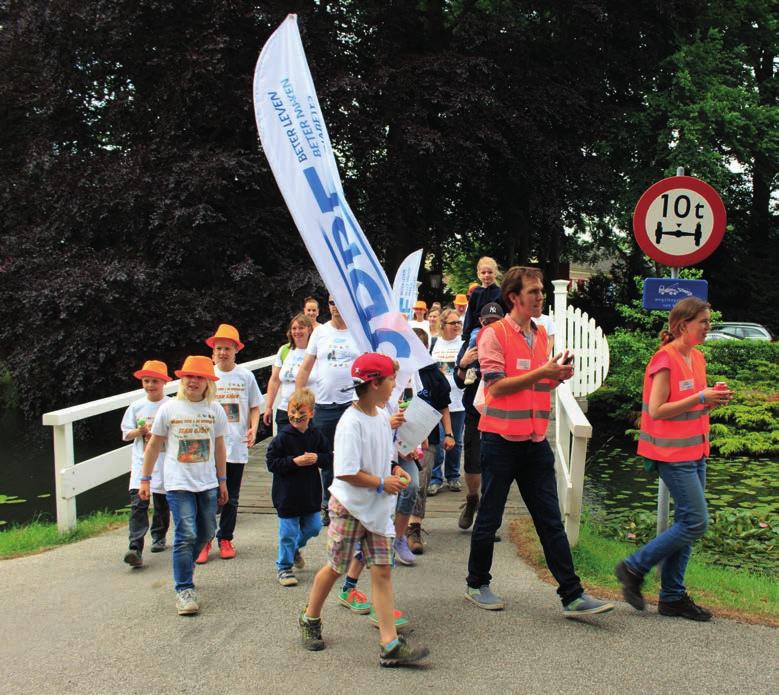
298, 353, 430, 667
121, 360, 172, 568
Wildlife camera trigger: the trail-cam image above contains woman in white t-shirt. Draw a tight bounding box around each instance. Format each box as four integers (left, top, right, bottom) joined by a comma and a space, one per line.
429, 308, 466, 492
295, 296, 361, 525
140, 355, 228, 617
264, 313, 315, 428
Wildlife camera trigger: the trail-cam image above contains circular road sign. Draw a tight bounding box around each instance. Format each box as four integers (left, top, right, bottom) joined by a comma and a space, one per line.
633, 175, 726, 267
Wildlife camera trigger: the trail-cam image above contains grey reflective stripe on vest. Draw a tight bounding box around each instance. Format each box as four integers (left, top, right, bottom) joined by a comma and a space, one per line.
638, 432, 708, 448
482, 407, 550, 420
535, 383, 552, 392
641, 402, 709, 421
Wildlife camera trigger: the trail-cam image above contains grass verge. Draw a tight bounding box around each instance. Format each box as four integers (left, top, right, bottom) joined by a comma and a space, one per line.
509, 517, 779, 627
0, 511, 126, 560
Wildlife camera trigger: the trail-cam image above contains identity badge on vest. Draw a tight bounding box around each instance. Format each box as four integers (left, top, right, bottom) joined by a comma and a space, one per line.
679, 378, 694, 391
516, 359, 531, 370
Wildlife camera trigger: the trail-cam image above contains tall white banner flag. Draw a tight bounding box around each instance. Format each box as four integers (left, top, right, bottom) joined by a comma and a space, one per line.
392, 249, 423, 319
253, 15, 433, 376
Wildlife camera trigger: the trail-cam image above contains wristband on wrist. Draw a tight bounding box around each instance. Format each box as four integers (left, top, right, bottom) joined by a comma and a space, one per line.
376, 478, 384, 494
698, 391, 705, 404
445, 433, 454, 439
217, 476, 227, 482
139, 476, 152, 482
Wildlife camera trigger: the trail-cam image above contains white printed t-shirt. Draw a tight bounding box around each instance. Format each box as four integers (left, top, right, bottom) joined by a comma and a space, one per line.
431, 335, 465, 411
152, 398, 228, 492
121, 395, 170, 493
214, 365, 263, 463
329, 406, 396, 536
273, 346, 308, 411
305, 322, 360, 405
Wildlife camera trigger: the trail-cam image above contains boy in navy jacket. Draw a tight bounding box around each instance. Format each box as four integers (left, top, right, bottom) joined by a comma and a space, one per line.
267, 388, 332, 586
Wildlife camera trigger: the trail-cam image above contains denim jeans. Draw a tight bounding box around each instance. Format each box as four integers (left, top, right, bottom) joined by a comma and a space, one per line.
430, 410, 465, 484
167, 488, 218, 592
625, 458, 708, 602
276, 512, 322, 571
467, 434, 583, 605
216, 462, 244, 541
128, 490, 170, 551
396, 457, 420, 517
313, 402, 351, 508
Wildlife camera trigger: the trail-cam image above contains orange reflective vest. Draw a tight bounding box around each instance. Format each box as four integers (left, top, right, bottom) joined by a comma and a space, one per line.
637, 344, 710, 463
477, 318, 553, 438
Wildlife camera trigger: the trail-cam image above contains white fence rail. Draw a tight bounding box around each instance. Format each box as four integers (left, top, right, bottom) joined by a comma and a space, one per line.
42, 356, 275, 532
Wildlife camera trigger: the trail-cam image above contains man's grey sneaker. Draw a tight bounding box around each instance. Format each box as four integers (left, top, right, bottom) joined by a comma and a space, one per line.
563, 593, 615, 618
379, 635, 430, 667
658, 593, 712, 622
150, 539, 167, 553
458, 494, 479, 529
278, 569, 298, 587
426, 482, 442, 496
465, 584, 505, 610
393, 535, 416, 566
447, 478, 463, 492
123, 549, 143, 568
176, 588, 199, 615
299, 611, 324, 651
293, 550, 305, 569
615, 560, 645, 610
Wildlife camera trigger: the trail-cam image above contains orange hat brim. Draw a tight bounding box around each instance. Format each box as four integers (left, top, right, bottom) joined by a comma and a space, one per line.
205, 335, 245, 351
174, 369, 219, 381
133, 369, 172, 382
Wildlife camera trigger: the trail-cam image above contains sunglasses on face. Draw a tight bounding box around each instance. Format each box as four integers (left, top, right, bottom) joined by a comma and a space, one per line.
444, 321, 461, 326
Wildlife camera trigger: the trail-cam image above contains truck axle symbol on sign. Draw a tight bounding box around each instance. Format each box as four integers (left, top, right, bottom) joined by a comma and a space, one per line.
633, 175, 726, 267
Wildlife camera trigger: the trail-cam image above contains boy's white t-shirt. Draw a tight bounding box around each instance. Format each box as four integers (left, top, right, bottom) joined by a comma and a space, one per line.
305, 322, 360, 405
213, 364, 263, 463
329, 406, 396, 536
151, 398, 228, 492
431, 335, 465, 411
273, 346, 309, 411
121, 395, 170, 493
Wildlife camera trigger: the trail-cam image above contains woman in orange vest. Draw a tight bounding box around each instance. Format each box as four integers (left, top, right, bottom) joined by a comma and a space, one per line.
616, 297, 732, 621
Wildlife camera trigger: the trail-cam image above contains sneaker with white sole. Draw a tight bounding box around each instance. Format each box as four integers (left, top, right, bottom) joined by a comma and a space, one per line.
465, 584, 505, 610
393, 535, 416, 566
278, 569, 298, 587
426, 482, 442, 496
176, 588, 199, 615
447, 478, 463, 492
563, 593, 614, 618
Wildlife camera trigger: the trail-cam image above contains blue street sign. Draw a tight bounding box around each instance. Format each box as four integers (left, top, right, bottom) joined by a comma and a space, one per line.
642, 278, 709, 311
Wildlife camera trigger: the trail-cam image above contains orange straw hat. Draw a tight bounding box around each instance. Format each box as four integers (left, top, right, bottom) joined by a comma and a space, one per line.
413, 300, 427, 311
175, 355, 220, 381
205, 323, 245, 351
133, 360, 172, 382
454, 294, 468, 306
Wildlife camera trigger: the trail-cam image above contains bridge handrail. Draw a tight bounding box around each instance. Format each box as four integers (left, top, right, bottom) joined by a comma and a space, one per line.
41, 355, 276, 531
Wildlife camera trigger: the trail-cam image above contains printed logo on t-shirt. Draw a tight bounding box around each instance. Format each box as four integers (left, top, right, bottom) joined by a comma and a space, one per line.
222, 403, 240, 423
516, 358, 531, 371
177, 439, 210, 463
679, 379, 694, 392
325, 338, 354, 368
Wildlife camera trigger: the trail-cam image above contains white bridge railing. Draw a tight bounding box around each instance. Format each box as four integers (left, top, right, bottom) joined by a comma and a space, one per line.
42, 356, 274, 532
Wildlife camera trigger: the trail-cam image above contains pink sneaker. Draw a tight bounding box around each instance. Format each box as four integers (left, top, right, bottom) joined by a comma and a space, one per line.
195, 540, 212, 564
219, 539, 236, 559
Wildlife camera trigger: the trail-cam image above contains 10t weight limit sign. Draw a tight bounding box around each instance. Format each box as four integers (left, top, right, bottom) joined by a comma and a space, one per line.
633, 175, 726, 267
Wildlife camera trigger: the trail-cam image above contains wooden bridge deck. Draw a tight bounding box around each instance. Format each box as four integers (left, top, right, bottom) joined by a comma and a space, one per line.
237, 426, 556, 518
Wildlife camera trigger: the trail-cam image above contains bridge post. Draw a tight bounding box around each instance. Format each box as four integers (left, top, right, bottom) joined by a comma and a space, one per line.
52, 423, 77, 532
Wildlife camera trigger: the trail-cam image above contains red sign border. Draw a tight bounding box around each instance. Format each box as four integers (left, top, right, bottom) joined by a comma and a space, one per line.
632, 175, 726, 267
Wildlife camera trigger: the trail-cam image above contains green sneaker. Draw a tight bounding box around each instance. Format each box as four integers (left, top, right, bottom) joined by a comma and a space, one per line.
369, 606, 411, 631
298, 611, 324, 651
379, 634, 430, 667
338, 587, 371, 614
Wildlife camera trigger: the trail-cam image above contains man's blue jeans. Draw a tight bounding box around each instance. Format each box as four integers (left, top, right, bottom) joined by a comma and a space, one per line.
313, 402, 351, 508
430, 410, 465, 485
167, 488, 217, 592
467, 434, 583, 605
276, 512, 322, 571
625, 458, 708, 602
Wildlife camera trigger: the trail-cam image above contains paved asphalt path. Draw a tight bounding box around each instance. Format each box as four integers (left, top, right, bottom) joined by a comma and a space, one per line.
1, 514, 777, 694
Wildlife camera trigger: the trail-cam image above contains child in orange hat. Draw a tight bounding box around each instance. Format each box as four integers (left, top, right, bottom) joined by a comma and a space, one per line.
140, 355, 228, 616
195, 323, 264, 563
121, 360, 172, 568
